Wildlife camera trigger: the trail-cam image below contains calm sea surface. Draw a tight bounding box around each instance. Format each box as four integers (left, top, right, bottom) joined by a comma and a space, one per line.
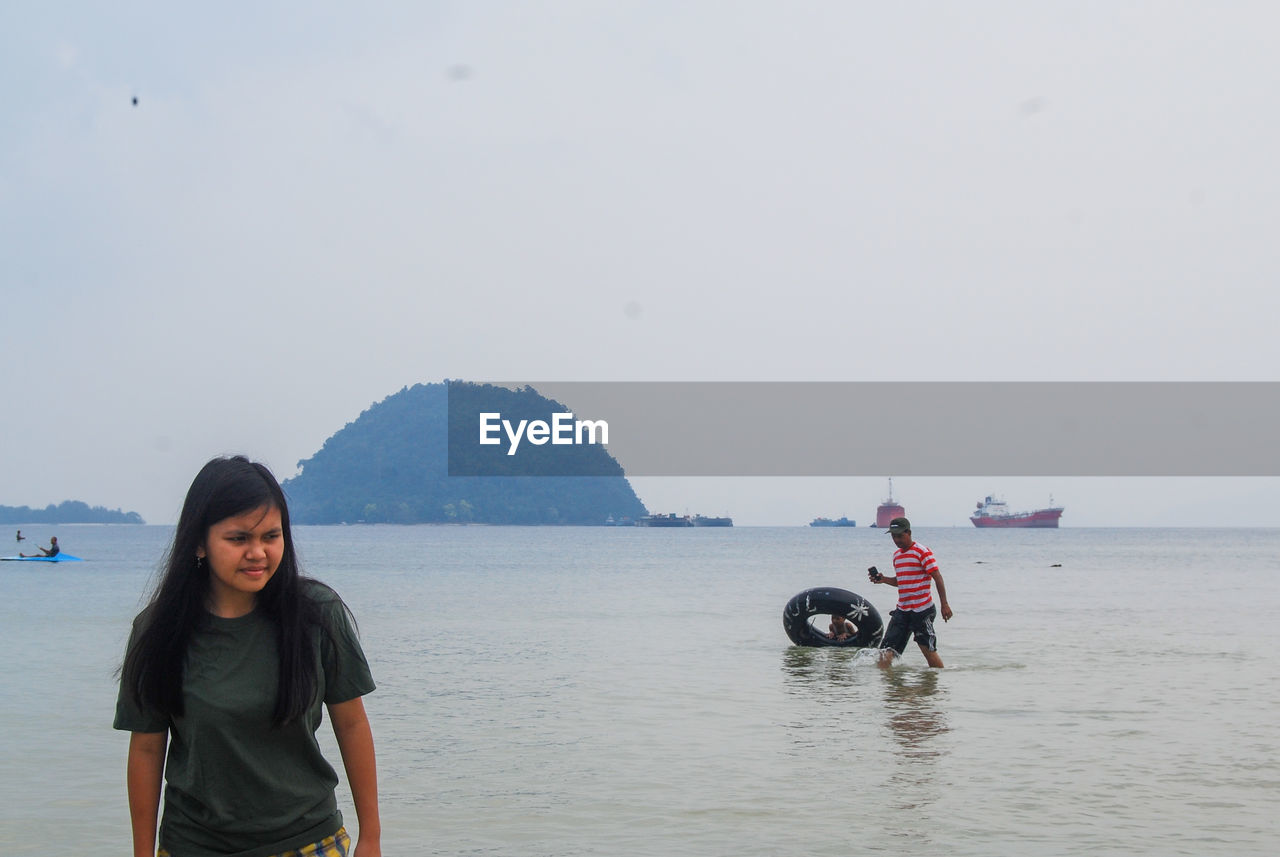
2, 524, 1278, 855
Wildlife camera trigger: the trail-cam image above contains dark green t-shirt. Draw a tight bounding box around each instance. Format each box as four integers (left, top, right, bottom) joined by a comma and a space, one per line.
114, 585, 375, 857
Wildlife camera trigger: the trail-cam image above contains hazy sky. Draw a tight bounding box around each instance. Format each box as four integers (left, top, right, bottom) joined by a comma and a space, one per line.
4, 1, 1279, 526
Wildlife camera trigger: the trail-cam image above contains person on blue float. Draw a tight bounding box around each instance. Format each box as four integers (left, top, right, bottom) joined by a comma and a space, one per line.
868, 517, 952, 668
114, 455, 381, 857
20, 535, 58, 557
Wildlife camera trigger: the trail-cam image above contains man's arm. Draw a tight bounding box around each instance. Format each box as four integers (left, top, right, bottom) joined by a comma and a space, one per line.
932, 571, 952, 621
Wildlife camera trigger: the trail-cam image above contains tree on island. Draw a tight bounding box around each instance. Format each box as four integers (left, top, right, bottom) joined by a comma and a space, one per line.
0, 500, 145, 524
283, 381, 648, 525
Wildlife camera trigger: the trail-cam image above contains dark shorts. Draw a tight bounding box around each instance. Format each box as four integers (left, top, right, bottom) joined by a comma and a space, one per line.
881, 606, 938, 655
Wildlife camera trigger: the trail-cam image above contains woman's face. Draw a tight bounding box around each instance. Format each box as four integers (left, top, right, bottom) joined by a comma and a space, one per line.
198, 504, 284, 615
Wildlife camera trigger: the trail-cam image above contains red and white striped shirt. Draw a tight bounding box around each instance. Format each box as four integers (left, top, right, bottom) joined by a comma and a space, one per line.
893, 542, 939, 611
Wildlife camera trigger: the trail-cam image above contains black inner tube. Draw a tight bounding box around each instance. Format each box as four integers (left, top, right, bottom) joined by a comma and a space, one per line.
783, 587, 884, 648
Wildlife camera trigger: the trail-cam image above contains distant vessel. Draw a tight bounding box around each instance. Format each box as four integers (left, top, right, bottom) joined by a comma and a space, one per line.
692, 515, 734, 527
970, 495, 1064, 528
809, 516, 857, 527
604, 515, 635, 527
875, 478, 905, 528
638, 513, 694, 528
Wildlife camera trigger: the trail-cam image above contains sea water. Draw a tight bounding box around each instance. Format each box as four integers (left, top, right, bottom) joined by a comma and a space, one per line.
1, 524, 1277, 855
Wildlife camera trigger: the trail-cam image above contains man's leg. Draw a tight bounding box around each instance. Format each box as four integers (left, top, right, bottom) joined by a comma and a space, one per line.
918, 644, 944, 669
879, 611, 908, 668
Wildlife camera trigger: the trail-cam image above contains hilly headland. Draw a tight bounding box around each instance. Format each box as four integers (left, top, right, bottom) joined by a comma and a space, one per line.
283, 381, 647, 525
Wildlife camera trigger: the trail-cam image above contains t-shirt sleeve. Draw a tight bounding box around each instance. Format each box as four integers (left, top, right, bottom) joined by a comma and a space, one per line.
113, 615, 170, 733
319, 596, 376, 705
922, 547, 939, 575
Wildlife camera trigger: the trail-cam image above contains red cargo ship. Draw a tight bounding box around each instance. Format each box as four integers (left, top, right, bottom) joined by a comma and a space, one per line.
970, 495, 1064, 528
875, 478, 905, 528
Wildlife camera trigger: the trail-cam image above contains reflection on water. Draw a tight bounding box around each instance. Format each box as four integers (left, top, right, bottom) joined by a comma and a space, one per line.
780, 644, 879, 689
880, 668, 950, 811
780, 648, 951, 782
777, 646, 883, 762
882, 670, 949, 756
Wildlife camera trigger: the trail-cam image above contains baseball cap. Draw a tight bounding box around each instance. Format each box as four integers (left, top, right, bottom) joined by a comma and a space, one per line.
887, 517, 911, 534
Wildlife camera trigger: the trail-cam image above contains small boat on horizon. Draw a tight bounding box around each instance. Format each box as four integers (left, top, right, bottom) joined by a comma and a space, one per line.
638, 513, 694, 528
809, 516, 857, 527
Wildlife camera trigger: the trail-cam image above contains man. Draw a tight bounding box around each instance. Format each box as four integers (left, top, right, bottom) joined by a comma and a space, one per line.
869, 518, 952, 668
20, 535, 59, 558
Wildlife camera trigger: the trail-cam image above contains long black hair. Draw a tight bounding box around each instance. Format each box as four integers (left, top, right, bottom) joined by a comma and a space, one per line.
121, 455, 327, 726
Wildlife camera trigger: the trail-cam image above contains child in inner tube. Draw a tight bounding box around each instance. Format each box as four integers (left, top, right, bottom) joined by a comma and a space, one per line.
829, 613, 856, 641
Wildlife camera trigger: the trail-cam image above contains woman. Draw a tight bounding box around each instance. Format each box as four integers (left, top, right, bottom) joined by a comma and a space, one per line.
115, 456, 380, 857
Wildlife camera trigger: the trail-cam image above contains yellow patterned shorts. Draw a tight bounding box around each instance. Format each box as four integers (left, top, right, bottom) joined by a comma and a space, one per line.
157, 826, 350, 857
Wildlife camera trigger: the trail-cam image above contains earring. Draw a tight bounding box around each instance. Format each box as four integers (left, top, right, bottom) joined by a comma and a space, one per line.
196, 555, 204, 569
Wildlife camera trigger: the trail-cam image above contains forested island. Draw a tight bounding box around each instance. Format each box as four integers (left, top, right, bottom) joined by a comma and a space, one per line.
283, 381, 648, 525
0, 500, 145, 524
